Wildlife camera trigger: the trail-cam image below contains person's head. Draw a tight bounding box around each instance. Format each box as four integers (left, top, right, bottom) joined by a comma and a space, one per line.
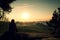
11, 19, 15, 23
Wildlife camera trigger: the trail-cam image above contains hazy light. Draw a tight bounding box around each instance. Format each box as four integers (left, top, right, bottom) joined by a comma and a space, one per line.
21, 12, 30, 19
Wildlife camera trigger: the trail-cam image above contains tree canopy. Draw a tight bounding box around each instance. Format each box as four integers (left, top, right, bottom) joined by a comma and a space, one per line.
0, 0, 16, 20
47, 7, 60, 37
0, 0, 16, 12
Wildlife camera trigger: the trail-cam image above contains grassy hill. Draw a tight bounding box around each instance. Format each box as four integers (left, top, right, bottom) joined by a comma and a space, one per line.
0, 21, 52, 37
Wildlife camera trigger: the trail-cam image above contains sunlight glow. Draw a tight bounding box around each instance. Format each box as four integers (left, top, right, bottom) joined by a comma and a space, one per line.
21, 12, 30, 19
6, 5, 52, 22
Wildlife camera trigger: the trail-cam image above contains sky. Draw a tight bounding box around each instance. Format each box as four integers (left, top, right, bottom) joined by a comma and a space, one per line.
6, 0, 60, 22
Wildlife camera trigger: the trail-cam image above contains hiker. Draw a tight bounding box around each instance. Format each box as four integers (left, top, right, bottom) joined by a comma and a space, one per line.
9, 19, 17, 33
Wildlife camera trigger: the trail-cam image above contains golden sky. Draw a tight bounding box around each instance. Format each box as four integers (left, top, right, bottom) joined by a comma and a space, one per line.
6, 0, 60, 22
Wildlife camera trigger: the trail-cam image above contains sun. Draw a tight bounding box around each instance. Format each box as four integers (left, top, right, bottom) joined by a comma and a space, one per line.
21, 12, 29, 19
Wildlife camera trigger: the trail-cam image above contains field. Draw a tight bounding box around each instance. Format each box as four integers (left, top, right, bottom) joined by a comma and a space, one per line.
0, 21, 59, 40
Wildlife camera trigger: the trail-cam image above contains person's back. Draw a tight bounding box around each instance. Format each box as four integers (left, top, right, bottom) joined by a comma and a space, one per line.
9, 19, 17, 33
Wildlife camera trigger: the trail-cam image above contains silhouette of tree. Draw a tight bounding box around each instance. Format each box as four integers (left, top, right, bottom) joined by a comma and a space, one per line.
47, 8, 60, 37
0, 0, 16, 12
0, 0, 16, 20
